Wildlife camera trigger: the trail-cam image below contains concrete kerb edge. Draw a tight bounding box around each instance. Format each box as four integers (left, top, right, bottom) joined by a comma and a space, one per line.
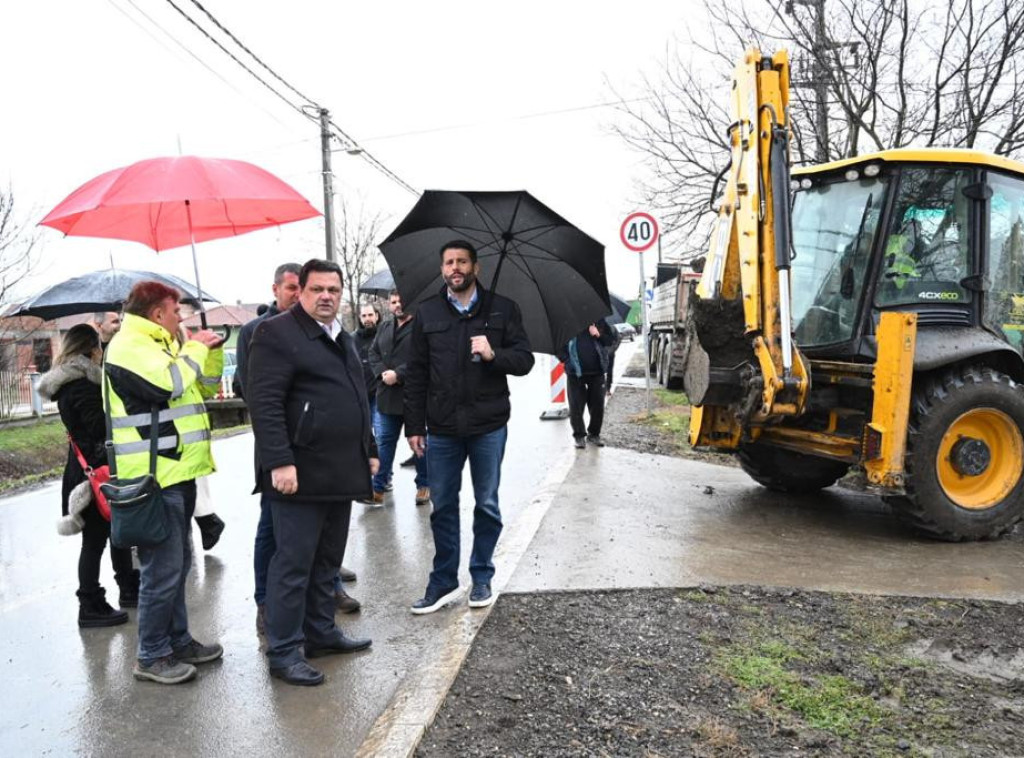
356, 442, 578, 758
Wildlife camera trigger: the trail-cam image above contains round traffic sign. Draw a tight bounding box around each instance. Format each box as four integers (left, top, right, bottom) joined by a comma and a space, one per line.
620, 212, 659, 252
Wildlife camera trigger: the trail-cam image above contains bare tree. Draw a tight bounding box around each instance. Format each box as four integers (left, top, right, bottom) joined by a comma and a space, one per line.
0, 186, 40, 371
334, 193, 386, 331
615, 0, 1024, 259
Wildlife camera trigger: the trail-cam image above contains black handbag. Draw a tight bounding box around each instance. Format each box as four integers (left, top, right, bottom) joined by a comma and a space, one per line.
101, 375, 169, 549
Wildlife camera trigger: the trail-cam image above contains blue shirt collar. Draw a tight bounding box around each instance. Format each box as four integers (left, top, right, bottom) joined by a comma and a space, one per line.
446, 286, 479, 315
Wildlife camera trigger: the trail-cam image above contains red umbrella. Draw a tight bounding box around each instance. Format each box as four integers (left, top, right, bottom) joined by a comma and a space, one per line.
40, 155, 321, 326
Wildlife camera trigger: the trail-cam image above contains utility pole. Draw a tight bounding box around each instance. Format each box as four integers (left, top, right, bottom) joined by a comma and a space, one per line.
319, 108, 336, 262
787, 0, 858, 163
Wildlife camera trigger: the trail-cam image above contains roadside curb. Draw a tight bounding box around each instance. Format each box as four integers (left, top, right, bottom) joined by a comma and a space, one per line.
356, 442, 578, 757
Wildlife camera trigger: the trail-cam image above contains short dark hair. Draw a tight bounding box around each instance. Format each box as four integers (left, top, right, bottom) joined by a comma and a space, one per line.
274, 262, 302, 284
439, 239, 478, 263
388, 289, 401, 299
124, 281, 180, 318
299, 259, 343, 288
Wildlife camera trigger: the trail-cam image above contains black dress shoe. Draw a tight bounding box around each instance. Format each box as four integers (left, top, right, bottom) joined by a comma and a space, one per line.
304, 634, 373, 658
269, 661, 324, 686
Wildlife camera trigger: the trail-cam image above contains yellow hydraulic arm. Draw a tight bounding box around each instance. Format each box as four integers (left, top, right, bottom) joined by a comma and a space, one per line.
688, 48, 810, 447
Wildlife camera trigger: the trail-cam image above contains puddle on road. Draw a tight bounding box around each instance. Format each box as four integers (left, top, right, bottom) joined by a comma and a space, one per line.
906, 637, 1024, 681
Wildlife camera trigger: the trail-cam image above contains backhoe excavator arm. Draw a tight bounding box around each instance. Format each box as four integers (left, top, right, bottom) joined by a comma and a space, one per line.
684, 48, 810, 448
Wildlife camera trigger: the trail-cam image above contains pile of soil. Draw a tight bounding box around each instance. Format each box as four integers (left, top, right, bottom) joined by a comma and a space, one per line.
417, 587, 1024, 757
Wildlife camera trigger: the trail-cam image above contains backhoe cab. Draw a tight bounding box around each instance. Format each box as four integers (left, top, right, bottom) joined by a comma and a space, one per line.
681, 48, 1024, 540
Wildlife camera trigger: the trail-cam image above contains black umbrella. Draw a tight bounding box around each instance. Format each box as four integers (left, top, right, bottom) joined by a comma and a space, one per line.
606, 293, 633, 324
379, 190, 610, 355
13, 268, 217, 320
359, 268, 395, 297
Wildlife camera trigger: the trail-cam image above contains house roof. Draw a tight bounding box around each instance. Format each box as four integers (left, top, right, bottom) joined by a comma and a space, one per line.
182, 304, 259, 327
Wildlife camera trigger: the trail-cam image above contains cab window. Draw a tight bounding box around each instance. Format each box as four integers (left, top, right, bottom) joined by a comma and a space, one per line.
876, 168, 972, 308
986, 173, 1024, 347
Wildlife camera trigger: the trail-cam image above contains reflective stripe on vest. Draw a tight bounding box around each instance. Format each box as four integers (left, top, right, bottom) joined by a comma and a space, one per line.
113, 428, 212, 455
110, 403, 206, 429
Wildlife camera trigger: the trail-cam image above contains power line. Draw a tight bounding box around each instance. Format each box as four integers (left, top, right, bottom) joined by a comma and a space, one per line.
162, 0, 310, 121
186, 0, 319, 108
170, 0, 417, 194
107, 0, 292, 129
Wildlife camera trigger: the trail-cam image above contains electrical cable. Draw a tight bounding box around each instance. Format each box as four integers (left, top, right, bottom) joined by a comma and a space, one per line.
176, 0, 417, 194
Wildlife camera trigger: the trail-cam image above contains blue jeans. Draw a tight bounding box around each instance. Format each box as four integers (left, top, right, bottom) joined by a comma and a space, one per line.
426, 426, 507, 591
373, 412, 428, 492
253, 493, 274, 606
137, 481, 196, 664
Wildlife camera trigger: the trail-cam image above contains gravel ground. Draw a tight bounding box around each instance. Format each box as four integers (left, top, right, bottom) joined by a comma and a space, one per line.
417, 587, 1024, 757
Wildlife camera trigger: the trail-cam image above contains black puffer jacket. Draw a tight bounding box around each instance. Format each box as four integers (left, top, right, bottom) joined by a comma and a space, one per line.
248, 304, 377, 502
405, 286, 534, 437
37, 356, 105, 516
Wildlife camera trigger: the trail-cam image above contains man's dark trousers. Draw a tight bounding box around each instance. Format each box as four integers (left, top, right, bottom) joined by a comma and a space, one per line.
567, 373, 605, 439
264, 498, 352, 668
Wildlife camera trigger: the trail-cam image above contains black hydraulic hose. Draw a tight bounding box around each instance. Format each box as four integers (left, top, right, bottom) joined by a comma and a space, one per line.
710, 158, 732, 212
770, 126, 792, 271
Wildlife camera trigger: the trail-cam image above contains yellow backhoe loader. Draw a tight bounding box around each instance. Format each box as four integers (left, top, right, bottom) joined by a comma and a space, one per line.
680, 48, 1024, 541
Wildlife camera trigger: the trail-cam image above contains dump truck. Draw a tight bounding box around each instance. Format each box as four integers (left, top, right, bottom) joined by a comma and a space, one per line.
648, 263, 701, 389
679, 48, 1024, 541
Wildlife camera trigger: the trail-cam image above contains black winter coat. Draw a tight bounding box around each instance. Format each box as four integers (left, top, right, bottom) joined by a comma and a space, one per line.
368, 317, 414, 416
36, 356, 106, 516
405, 286, 534, 438
352, 325, 378, 398
248, 303, 377, 502
235, 302, 281, 400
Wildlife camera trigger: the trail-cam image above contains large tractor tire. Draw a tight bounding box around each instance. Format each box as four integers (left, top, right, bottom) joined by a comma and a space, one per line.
885, 365, 1024, 541
737, 443, 850, 493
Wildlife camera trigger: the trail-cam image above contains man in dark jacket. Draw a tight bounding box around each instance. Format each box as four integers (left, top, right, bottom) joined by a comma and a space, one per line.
235, 262, 301, 399
247, 259, 377, 687
367, 290, 429, 506
558, 320, 617, 448
405, 240, 534, 615
352, 303, 380, 422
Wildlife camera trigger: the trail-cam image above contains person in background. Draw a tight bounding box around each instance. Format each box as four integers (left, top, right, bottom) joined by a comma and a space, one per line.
92, 311, 121, 346
37, 324, 135, 628
367, 290, 430, 506
405, 240, 534, 615
352, 302, 381, 433
603, 319, 621, 397
105, 281, 224, 685
247, 259, 376, 686
559, 321, 617, 449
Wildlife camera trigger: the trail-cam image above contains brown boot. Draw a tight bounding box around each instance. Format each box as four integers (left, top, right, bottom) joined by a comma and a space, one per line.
335, 588, 361, 614
415, 487, 431, 506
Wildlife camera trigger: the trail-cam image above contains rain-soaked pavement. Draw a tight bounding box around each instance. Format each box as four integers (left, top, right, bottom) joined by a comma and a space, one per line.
3, 341, 1023, 756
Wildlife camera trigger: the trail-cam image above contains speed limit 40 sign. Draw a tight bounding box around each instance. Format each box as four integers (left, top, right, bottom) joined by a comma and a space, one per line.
620, 212, 659, 252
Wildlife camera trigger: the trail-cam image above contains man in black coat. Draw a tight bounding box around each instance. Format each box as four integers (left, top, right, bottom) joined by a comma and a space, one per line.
352, 302, 380, 419
405, 240, 534, 615
367, 290, 429, 506
557, 320, 617, 448
247, 259, 378, 687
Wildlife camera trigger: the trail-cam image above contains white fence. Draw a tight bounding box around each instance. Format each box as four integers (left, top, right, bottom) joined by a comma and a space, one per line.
0, 370, 58, 420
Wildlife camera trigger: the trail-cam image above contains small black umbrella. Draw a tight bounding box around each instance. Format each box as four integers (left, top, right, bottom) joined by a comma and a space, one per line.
606, 293, 633, 324
359, 268, 395, 298
13, 268, 217, 320
379, 190, 610, 355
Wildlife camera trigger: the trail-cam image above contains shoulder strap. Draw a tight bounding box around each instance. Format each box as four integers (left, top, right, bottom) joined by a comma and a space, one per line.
68, 435, 92, 473
104, 366, 159, 479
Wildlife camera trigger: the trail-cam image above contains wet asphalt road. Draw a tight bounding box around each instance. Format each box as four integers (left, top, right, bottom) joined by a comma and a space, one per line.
0, 359, 570, 758
4, 338, 1023, 756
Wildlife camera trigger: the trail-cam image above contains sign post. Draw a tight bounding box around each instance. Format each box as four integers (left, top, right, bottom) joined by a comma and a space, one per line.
620, 212, 659, 416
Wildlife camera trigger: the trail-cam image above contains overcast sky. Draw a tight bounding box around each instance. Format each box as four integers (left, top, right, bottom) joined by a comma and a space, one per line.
1, 1, 698, 308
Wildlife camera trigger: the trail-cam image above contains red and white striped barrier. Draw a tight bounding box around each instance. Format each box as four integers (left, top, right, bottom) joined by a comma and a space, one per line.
539, 356, 570, 420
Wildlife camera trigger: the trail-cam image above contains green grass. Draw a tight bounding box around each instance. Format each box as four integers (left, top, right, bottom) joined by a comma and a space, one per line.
0, 418, 67, 453
654, 388, 690, 406
717, 639, 889, 737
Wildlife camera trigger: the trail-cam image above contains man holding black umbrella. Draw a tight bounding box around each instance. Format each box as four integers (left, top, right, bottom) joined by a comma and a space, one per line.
405, 240, 534, 614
